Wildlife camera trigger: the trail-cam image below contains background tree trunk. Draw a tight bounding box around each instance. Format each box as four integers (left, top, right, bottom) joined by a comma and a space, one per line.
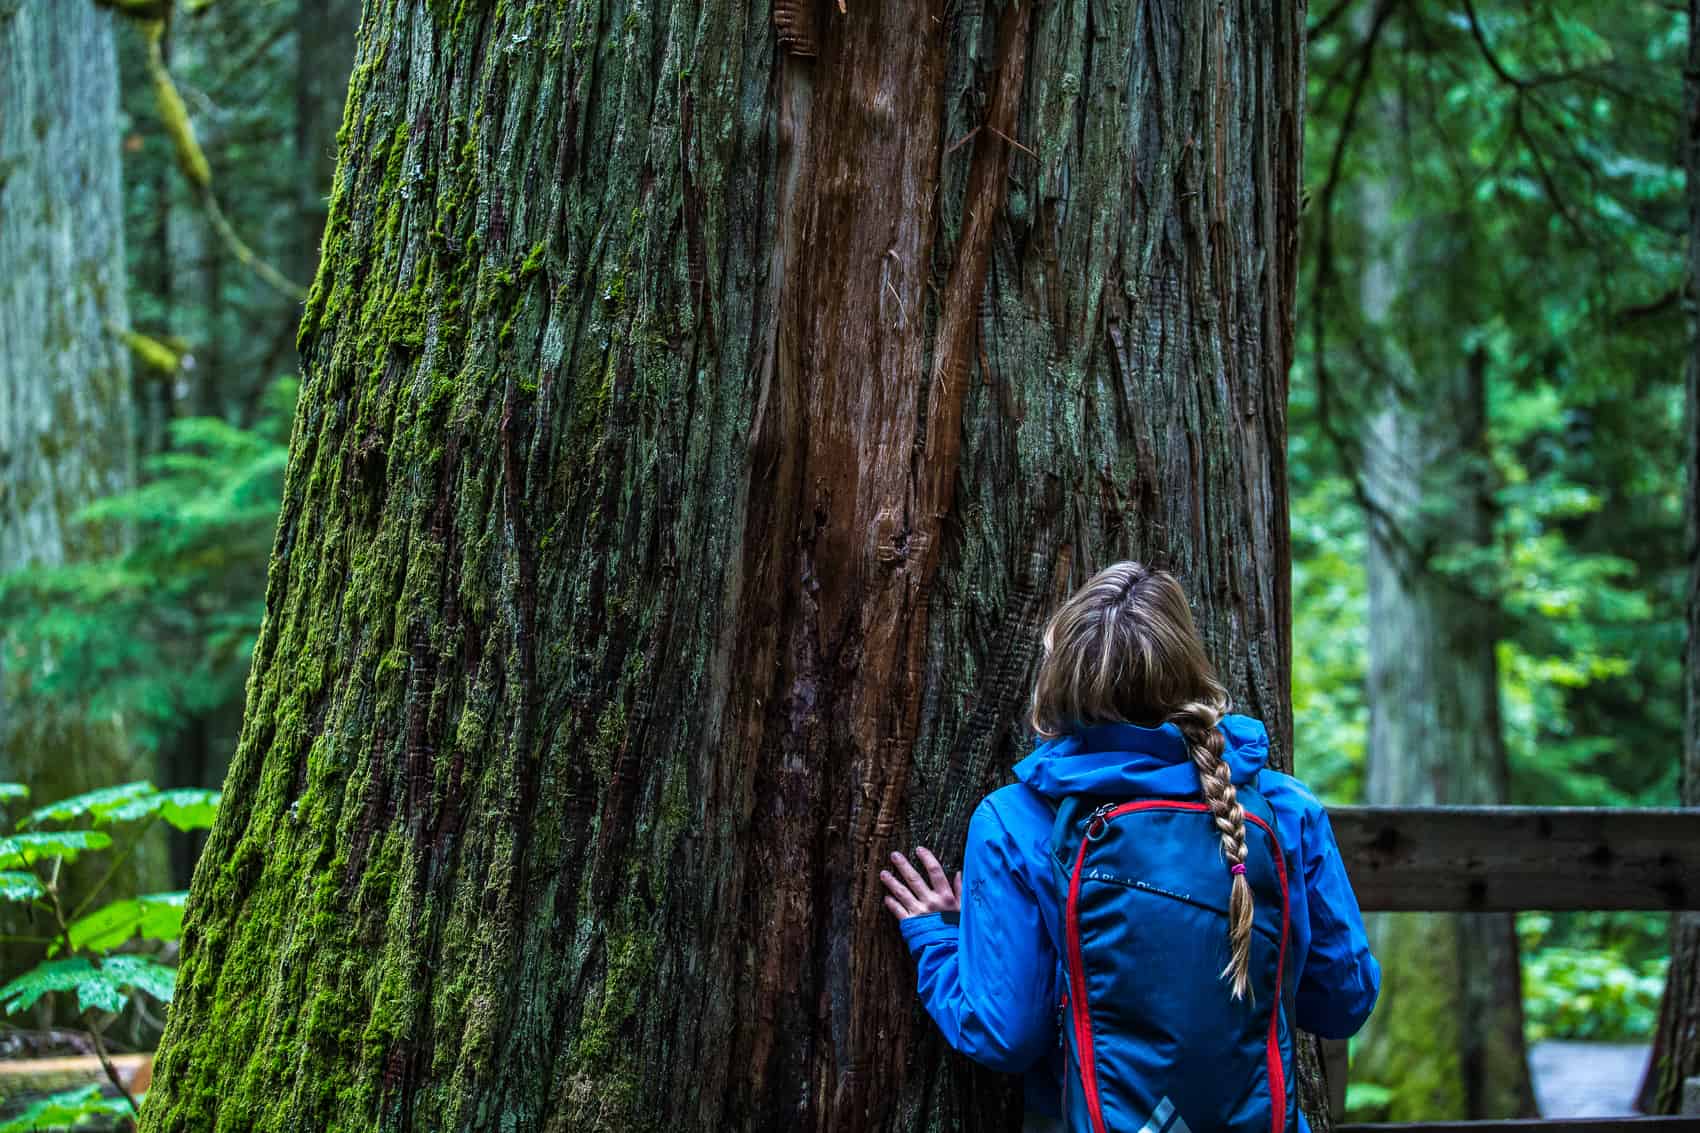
139, 3, 1307, 1131
0, 0, 160, 991
1640, 0, 1700, 1112
293, 0, 363, 301
1346, 50, 1535, 1118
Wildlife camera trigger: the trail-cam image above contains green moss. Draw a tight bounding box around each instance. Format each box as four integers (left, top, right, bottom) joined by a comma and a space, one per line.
116, 326, 182, 374
145, 21, 211, 189
387, 276, 429, 350
521, 240, 548, 279
589, 697, 626, 786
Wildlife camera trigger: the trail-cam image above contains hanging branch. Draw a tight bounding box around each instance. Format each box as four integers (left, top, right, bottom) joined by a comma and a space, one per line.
139, 17, 306, 300
1308, 0, 1356, 44
108, 321, 190, 377
98, 1, 308, 300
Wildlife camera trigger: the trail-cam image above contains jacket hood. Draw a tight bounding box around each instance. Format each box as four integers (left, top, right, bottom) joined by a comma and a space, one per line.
1012, 713, 1270, 800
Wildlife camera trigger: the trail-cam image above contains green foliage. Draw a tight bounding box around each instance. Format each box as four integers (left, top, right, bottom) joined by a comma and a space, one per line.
1290, 445, 1369, 803
0, 779, 216, 1038
0, 379, 295, 755
97, 788, 220, 833
0, 873, 45, 902
13, 781, 217, 838
0, 832, 113, 870
64, 891, 187, 954
1519, 913, 1670, 1042
1297, 1, 1687, 1113
1344, 1082, 1394, 1121
21, 781, 156, 828
0, 954, 177, 1016
0, 1084, 134, 1133
1297, 0, 1686, 808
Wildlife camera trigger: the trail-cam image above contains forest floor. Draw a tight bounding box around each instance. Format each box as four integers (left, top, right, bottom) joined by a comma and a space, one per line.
1529, 1041, 1651, 1116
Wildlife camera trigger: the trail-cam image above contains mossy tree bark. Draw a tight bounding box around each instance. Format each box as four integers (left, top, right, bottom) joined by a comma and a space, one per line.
139, 3, 1308, 1131
0, 0, 161, 994
1346, 51, 1535, 1119
1641, 0, 1700, 1111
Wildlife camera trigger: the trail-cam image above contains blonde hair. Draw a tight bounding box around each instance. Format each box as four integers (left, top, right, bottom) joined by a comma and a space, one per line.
1029, 561, 1255, 999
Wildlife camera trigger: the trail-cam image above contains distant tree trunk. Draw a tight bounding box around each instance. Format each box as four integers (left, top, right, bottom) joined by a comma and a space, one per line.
138, 4, 1309, 1131
1347, 51, 1535, 1119
1640, 0, 1700, 1112
0, 0, 158, 981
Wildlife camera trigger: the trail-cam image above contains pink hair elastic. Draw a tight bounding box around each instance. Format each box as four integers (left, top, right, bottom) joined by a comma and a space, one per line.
1230, 864, 1247, 876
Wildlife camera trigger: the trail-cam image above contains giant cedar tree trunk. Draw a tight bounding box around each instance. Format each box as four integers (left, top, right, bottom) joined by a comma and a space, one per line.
0, 0, 160, 981
1347, 70, 1534, 1117
1641, 0, 1700, 1111
140, 3, 1308, 1131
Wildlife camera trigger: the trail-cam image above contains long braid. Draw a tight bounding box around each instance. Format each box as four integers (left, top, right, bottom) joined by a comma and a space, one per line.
1028, 562, 1253, 1000
1175, 703, 1255, 1001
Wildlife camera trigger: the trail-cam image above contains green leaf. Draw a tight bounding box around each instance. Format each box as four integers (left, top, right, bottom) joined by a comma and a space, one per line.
21, 781, 154, 828
1345, 1082, 1394, 1117
64, 891, 188, 952
0, 783, 29, 802
101, 953, 176, 1003
0, 871, 44, 902
98, 787, 219, 831
0, 1083, 133, 1133
157, 788, 219, 831
0, 830, 112, 869
0, 954, 177, 1015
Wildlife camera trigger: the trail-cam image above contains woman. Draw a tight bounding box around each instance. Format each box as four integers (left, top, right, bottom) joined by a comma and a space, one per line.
881, 562, 1379, 1132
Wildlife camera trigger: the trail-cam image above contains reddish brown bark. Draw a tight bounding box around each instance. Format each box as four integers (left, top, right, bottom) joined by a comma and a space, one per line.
141, 4, 1306, 1131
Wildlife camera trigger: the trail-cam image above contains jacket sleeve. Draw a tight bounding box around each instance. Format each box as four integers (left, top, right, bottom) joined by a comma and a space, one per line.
897, 797, 1059, 1072
1294, 803, 1381, 1039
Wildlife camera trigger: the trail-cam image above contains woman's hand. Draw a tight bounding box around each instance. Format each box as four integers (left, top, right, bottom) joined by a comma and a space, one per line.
880, 846, 962, 922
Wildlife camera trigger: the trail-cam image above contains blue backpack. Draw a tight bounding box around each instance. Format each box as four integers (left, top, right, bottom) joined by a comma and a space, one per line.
1047, 786, 1299, 1133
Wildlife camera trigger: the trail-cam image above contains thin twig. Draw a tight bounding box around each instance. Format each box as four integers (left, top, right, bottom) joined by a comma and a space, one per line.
88, 1025, 140, 1116
944, 126, 981, 157
985, 124, 1039, 159
1460, 0, 1527, 89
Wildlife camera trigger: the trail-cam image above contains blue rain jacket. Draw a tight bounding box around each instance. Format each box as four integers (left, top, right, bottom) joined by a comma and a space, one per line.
898, 714, 1380, 1124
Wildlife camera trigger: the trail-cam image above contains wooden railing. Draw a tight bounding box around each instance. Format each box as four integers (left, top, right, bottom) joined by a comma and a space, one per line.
1325, 805, 1700, 1133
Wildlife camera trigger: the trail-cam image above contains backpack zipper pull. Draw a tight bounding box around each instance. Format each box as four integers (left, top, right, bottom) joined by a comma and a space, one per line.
1085, 802, 1115, 841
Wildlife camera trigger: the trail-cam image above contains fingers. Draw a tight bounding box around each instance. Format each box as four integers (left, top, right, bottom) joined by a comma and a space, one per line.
881, 847, 961, 925
915, 846, 950, 893
880, 867, 924, 915
890, 850, 929, 899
